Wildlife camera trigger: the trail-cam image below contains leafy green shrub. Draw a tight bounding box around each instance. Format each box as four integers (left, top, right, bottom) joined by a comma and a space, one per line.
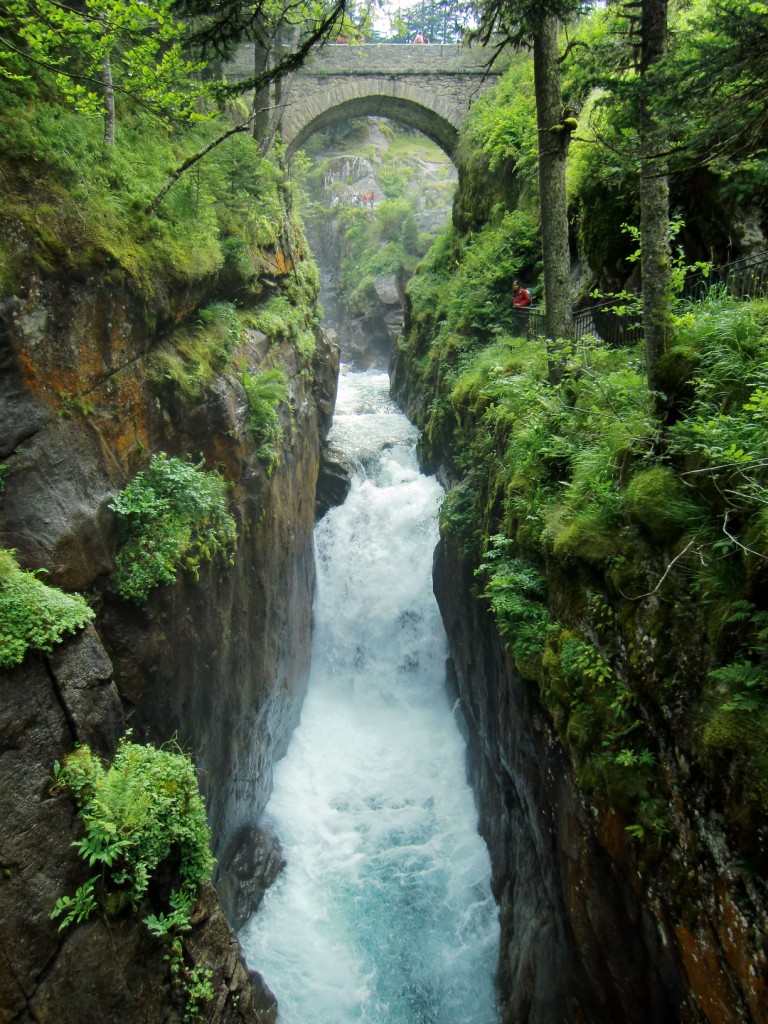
52, 737, 215, 1012
52, 738, 214, 929
0, 549, 94, 669
110, 454, 237, 604
240, 368, 289, 476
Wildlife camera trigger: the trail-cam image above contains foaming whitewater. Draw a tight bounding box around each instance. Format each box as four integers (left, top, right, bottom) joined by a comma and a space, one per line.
240, 369, 499, 1024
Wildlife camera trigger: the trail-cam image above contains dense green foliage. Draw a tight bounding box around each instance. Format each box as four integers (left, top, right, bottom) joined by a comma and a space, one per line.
0, 0, 208, 135
0, 549, 95, 669
400, 199, 768, 862
334, 198, 427, 314
52, 738, 215, 1011
0, 80, 289, 304
240, 368, 290, 476
110, 454, 237, 604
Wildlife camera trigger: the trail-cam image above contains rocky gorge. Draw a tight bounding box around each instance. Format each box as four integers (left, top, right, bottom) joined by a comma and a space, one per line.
0, 210, 338, 1020
2, 66, 767, 1024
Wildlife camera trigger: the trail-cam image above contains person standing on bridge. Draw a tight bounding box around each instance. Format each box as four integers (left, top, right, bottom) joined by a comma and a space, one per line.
512, 281, 531, 307
413, 31, 426, 43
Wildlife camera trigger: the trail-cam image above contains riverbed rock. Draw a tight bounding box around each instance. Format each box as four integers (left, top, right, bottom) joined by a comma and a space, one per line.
316, 445, 352, 518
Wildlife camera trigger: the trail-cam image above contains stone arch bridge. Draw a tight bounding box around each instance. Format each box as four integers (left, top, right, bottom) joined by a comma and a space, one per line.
225, 43, 500, 158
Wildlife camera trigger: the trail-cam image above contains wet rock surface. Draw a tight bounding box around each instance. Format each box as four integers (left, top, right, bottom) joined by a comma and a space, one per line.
218, 825, 287, 933
316, 445, 352, 518
0, 248, 339, 1021
434, 535, 684, 1024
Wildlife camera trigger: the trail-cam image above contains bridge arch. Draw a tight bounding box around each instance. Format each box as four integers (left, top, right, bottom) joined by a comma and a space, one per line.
285, 91, 459, 160
225, 43, 498, 162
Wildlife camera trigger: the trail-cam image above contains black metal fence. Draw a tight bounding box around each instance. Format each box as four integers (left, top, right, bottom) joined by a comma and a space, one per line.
514, 249, 768, 345
689, 249, 768, 302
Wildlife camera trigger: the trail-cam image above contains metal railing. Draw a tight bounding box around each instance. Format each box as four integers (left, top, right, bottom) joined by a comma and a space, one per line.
512, 249, 768, 345
679, 252, 768, 303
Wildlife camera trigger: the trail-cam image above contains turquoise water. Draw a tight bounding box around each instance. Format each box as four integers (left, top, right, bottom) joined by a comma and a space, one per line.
240, 370, 499, 1024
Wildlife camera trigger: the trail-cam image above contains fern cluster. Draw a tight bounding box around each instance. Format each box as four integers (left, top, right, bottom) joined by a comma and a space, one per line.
110, 453, 237, 604
52, 738, 215, 1010
240, 368, 290, 477
0, 548, 94, 669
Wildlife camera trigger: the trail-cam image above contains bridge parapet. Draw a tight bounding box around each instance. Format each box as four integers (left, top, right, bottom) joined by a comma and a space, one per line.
299, 42, 493, 76
226, 42, 496, 82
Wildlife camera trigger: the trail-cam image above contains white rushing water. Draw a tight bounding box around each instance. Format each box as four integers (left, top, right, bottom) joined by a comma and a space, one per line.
240, 370, 499, 1024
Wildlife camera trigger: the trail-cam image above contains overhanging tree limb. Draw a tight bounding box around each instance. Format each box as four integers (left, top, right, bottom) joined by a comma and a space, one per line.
213, 0, 347, 98
145, 109, 261, 214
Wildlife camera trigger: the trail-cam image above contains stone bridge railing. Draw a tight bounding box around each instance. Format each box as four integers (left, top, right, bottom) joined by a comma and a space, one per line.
226, 41, 495, 81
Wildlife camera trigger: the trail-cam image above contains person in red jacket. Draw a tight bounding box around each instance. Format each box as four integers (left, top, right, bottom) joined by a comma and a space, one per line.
512, 280, 531, 307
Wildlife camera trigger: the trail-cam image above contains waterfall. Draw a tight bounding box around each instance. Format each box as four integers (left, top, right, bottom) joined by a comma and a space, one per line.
240, 369, 499, 1024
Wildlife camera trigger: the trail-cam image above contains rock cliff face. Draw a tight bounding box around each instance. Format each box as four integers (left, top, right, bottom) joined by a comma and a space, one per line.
434, 536, 681, 1023
433, 527, 768, 1023
392, 312, 768, 1022
0, 244, 338, 1020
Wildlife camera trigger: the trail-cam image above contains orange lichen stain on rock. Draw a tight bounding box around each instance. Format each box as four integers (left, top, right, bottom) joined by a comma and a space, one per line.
81, 362, 152, 474
597, 805, 633, 865
208, 434, 244, 485
674, 921, 744, 1024
17, 319, 115, 407
274, 246, 293, 276
713, 879, 768, 1024
16, 347, 102, 415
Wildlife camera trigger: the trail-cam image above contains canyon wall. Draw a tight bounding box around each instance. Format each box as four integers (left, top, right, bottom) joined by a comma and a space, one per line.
0, 240, 337, 1021
391, 341, 768, 1023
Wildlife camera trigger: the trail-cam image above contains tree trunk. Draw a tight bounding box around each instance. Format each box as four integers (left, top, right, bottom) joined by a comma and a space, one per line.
639, 0, 671, 400
101, 54, 115, 146
252, 42, 271, 141
532, 12, 573, 382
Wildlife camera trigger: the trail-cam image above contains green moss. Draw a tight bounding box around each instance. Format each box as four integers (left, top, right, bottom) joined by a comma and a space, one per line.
624, 466, 704, 542
548, 508, 625, 564
655, 343, 700, 392
243, 257, 320, 361
148, 302, 243, 402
